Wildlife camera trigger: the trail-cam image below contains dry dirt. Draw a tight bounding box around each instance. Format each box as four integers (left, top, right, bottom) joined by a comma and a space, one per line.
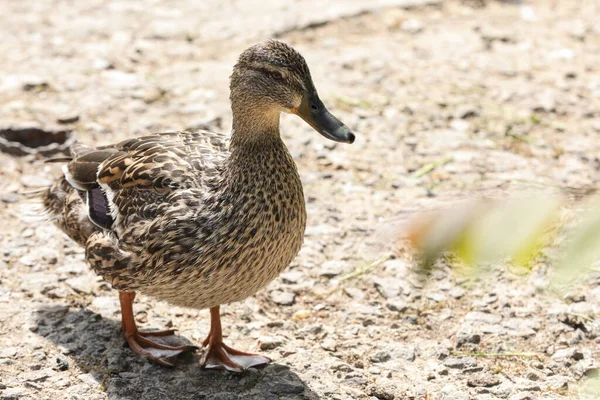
2, 0, 600, 399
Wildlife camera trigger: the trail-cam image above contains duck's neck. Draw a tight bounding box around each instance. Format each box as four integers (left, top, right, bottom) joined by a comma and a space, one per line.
226, 106, 299, 187
229, 104, 284, 154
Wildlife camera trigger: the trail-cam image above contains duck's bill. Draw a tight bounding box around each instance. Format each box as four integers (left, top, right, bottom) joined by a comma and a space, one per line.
293, 93, 355, 144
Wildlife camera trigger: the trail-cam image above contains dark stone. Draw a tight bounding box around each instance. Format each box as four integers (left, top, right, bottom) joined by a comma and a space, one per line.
55, 355, 69, 371
0, 125, 75, 156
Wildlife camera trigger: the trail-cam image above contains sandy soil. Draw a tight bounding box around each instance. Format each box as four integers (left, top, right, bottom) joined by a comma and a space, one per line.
1, 0, 600, 399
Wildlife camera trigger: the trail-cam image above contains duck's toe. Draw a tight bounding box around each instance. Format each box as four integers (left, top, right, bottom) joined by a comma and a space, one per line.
125, 330, 198, 367
199, 342, 271, 372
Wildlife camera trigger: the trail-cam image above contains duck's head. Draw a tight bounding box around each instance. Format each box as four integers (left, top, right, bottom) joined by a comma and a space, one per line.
230, 40, 355, 144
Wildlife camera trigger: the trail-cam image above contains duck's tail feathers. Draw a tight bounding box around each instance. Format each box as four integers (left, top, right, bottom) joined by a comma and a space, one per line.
18, 178, 71, 223
18, 188, 57, 223
19, 187, 49, 199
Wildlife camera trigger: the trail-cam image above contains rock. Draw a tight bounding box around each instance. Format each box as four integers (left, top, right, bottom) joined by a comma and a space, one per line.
279, 270, 302, 284
508, 394, 535, 400
369, 366, 382, 375
363, 318, 377, 327
370, 350, 391, 363
545, 376, 569, 390
520, 5, 538, 21
467, 372, 501, 387
456, 332, 481, 348
565, 292, 586, 303
443, 356, 477, 370
21, 368, 55, 382
435, 346, 450, 360
56, 114, 80, 124
455, 105, 479, 119
293, 309, 310, 319
204, 393, 240, 400
548, 48, 575, 60
401, 19, 423, 34
42, 285, 66, 299
21, 77, 49, 91
343, 371, 368, 387
465, 311, 502, 324
357, 304, 383, 316
331, 363, 353, 372
503, 318, 538, 338
55, 355, 69, 371
480, 27, 516, 44
551, 348, 584, 361
368, 381, 396, 400
383, 259, 409, 276
385, 300, 407, 313
343, 287, 365, 300
261, 373, 305, 394
106, 348, 128, 372
569, 330, 585, 346
1, 387, 29, 400
0, 348, 17, 358
449, 287, 466, 299
393, 346, 415, 362
77, 373, 98, 387
321, 338, 337, 352
373, 277, 402, 299
425, 292, 446, 302
259, 336, 284, 350
532, 89, 555, 112
0, 125, 75, 157
319, 260, 347, 278
270, 290, 295, 306
104, 70, 142, 89
450, 119, 470, 132
440, 383, 469, 400
299, 324, 322, 335
65, 276, 95, 294
569, 20, 586, 40
92, 58, 113, 70
89, 296, 120, 315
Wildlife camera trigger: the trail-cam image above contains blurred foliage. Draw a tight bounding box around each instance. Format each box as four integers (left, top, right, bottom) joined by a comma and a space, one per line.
404, 194, 600, 294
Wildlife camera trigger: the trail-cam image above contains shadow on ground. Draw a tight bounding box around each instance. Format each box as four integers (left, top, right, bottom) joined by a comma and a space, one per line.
34, 306, 318, 400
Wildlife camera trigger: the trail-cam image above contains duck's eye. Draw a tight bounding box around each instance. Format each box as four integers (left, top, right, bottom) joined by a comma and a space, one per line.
269, 70, 285, 81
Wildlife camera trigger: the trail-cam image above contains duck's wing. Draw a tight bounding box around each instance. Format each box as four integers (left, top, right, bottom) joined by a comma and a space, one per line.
63, 130, 228, 232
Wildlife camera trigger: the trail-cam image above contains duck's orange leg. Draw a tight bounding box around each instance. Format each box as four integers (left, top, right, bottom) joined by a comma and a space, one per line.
199, 306, 271, 372
119, 291, 197, 367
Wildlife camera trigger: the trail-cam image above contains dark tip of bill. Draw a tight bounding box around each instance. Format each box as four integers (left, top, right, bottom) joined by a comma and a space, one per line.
347, 132, 356, 144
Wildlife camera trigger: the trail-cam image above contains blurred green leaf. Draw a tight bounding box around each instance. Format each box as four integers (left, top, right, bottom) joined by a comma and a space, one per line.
457, 197, 561, 267
553, 198, 600, 292
409, 201, 486, 270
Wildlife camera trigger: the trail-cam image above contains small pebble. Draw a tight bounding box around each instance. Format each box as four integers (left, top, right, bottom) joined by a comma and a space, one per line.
370, 350, 391, 363
321, 338, 337, 352
467, 372, 501, 387
258, 336, 284, 350
270, 290, 295, 306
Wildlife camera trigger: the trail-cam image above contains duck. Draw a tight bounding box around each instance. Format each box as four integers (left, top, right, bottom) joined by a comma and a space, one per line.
41, 40, 355, 372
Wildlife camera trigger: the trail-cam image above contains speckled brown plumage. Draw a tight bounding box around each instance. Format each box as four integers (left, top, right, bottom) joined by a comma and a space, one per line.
41, 40, 354, 370
46, 124, 305, 309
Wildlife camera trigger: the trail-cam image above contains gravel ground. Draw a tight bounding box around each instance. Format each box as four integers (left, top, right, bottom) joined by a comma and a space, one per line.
2, 1, 600, 399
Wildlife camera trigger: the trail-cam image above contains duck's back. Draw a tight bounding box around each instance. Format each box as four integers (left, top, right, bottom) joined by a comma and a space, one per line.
46, 131, 228, 241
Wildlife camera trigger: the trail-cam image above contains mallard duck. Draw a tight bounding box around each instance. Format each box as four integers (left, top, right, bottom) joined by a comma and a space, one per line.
42, 40, 355, 371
